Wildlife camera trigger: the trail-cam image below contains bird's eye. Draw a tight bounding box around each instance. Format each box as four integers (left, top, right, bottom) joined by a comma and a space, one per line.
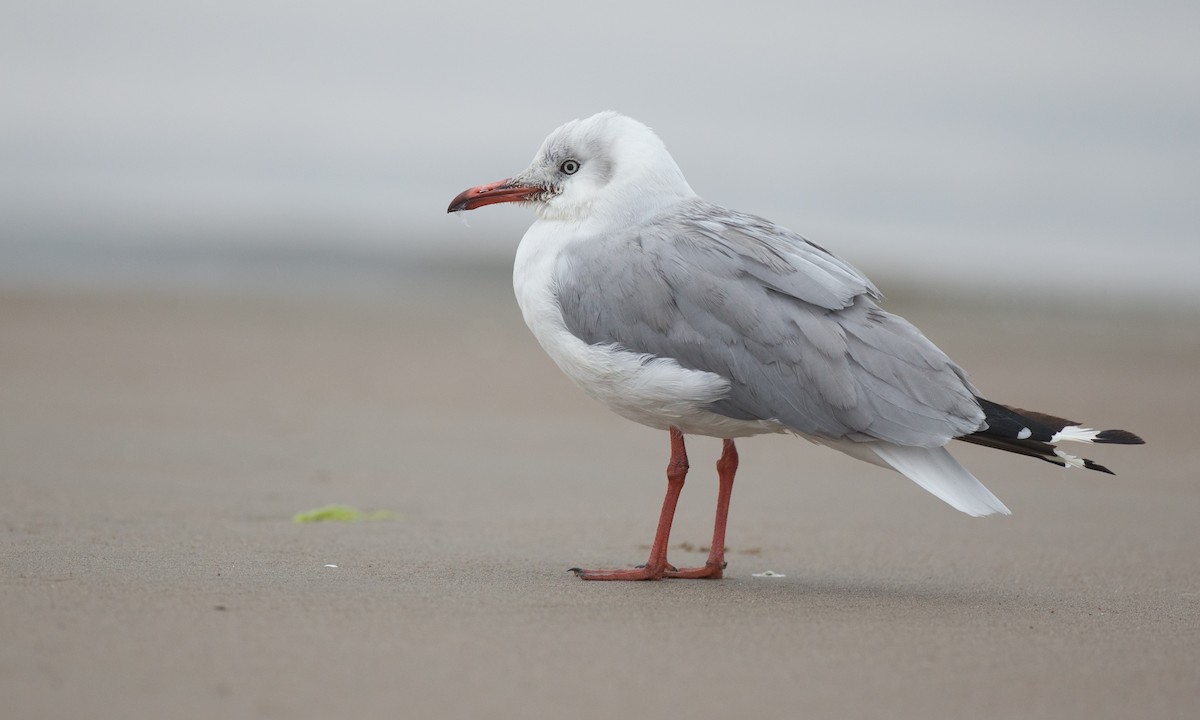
560, 159, 580, 175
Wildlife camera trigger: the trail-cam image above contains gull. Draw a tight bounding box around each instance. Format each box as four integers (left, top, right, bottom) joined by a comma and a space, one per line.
447, 112, 1144, 581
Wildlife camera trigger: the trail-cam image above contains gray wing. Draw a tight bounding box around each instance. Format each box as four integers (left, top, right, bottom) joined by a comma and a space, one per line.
554, 199, 985, 447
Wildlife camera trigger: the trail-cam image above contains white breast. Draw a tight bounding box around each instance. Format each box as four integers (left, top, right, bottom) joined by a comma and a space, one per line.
512, 221, 784, 438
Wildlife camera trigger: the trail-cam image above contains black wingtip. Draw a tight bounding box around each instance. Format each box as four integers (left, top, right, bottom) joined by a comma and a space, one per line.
1082, 458, 1116, 475
1094, 429, 1145, 445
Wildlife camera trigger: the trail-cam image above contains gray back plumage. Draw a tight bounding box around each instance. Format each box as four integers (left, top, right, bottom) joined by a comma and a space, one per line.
555, 199, 985, 447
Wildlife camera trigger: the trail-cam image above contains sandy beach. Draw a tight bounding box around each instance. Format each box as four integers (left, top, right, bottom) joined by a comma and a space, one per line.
2, 268, 1198, 719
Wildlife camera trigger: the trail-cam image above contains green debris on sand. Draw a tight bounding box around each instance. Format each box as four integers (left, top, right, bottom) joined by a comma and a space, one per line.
292, 505, 397, 523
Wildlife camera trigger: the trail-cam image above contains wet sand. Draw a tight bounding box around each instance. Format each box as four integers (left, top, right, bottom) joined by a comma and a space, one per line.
2, 271, 1198, 719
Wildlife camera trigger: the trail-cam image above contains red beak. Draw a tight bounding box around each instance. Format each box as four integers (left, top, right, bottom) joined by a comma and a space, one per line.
447, 179, 543, 212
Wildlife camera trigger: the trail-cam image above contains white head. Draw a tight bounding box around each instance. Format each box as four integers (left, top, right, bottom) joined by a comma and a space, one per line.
448, 112, 696, 226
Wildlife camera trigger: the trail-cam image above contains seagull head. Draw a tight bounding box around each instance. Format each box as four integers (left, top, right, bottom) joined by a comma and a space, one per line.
448, 111, 696, 225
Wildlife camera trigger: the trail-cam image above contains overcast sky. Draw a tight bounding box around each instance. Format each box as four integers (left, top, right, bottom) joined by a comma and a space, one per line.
2, 1, 1197, 300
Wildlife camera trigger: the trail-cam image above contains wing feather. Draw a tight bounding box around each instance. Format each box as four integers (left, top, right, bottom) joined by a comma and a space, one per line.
555, 199, 985, 447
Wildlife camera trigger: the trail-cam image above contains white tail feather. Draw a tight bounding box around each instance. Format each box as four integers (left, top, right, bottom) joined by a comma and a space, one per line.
869, 443, 1011, 517
1053, 449, 1087, 469
1050, 425, 1102, 443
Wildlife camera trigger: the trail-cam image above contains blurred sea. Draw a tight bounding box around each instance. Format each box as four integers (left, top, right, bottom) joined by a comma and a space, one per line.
0, 237, 508, 300
4, 3, 1197, 314
4, 233, 1196, 322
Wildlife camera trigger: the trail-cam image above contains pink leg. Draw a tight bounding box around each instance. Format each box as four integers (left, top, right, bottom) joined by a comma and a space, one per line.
665, 439, 737, 579
571, 428, 690, 581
